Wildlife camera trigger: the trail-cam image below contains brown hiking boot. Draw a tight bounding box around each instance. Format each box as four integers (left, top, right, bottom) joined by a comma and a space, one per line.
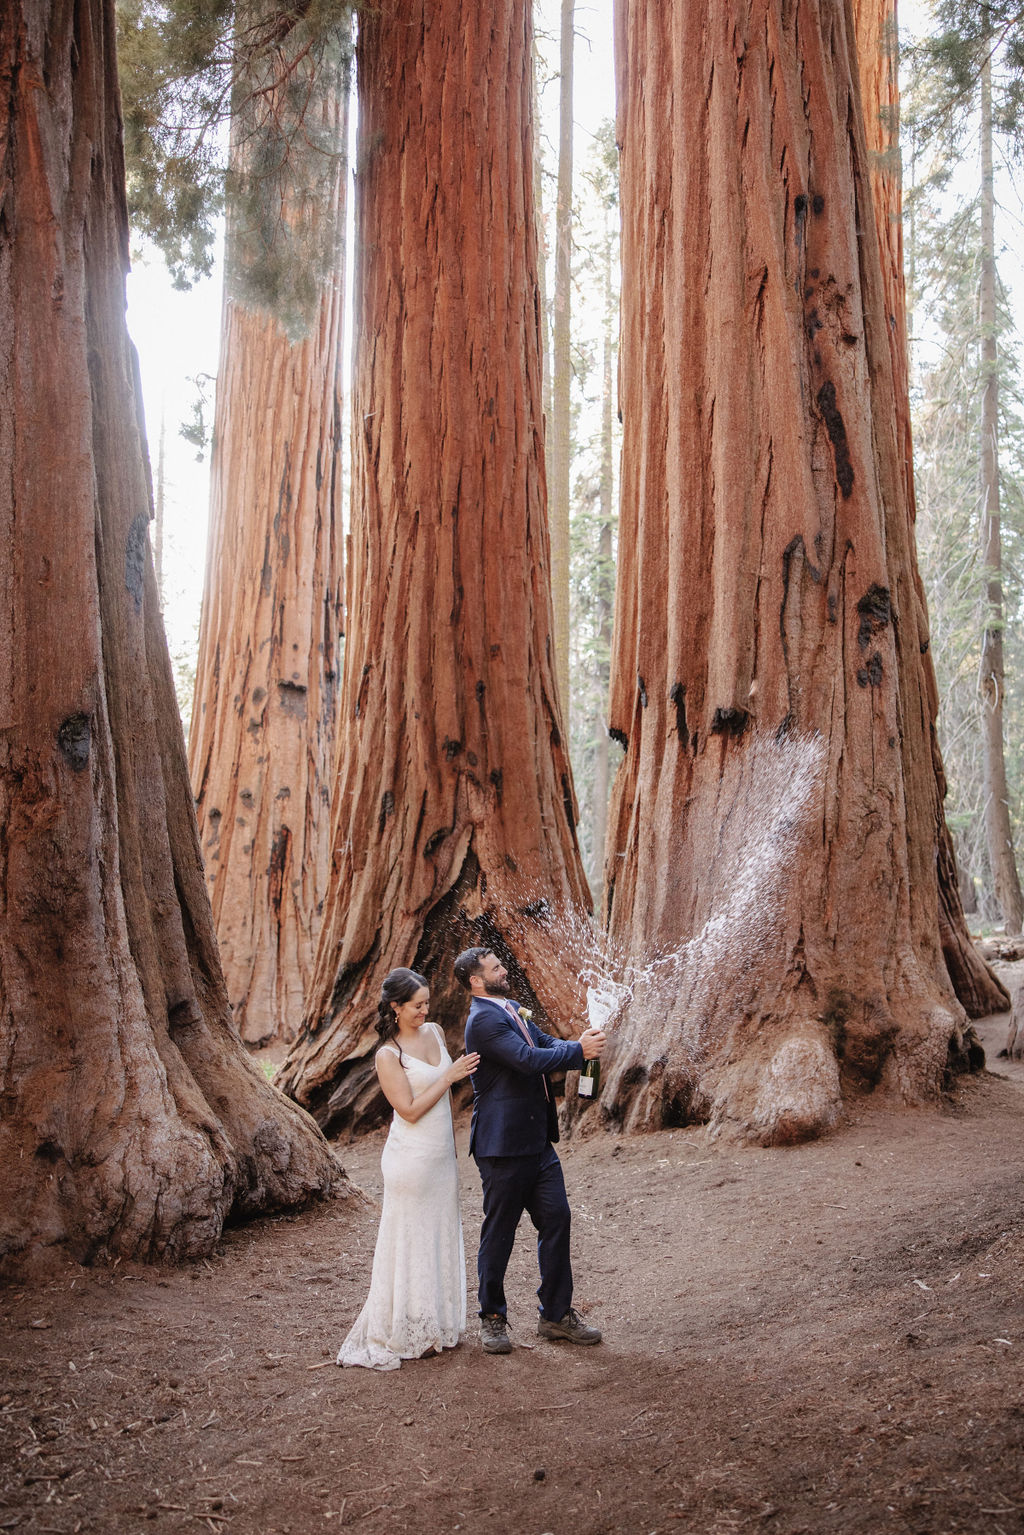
480, 1313, 512, 1354
537, 1307, 602, 1345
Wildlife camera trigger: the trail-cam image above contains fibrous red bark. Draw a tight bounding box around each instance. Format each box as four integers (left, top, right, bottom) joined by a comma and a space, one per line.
598, 0, 987, 1144
276, 0, 591, 1134
189, 61, 348, 1049
852, 0, 1008, 1013
0, 0, 344, 1272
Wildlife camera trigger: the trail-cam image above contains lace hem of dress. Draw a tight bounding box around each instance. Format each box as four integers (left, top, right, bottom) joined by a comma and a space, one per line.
336, 1319, 463, 1372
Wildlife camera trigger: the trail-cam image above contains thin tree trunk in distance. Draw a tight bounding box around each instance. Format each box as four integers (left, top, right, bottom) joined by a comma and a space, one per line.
599, 0, 982, 1146
189, 62, 348, 1049
852, 0, 1007, 1011
550, 0, 574, 715
590, 204, 616, 898
978, 42, 1024, 935
276, 0, 591, 1134
533, 34, 553, 485
0, 0, 344, 1273
155, 410, 166, 604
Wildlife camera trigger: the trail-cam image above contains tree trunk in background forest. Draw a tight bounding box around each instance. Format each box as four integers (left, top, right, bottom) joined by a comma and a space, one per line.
852, 0, 1009, 1010
533, 37, 553, 479
188, 47, 348, 1049
276, 0, 591, 1134
549, 0, 574, 715
589, 210, 617, 899
598, 0, 991, 1147
0, 0, 344, 1272
977, 44, 1024, 936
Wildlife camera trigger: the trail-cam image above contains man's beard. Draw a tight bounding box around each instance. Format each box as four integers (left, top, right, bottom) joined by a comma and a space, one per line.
483, 979, 513, 999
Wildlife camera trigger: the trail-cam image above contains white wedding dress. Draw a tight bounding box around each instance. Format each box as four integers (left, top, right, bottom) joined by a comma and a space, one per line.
337, 1023, 466, 1370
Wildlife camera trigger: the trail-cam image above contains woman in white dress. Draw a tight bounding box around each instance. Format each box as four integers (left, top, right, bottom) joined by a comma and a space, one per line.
337, 968, 479, 1370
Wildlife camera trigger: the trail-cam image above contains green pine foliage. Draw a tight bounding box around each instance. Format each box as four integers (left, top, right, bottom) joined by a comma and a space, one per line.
118, 0, 353, 332
919, 1, 1024, 144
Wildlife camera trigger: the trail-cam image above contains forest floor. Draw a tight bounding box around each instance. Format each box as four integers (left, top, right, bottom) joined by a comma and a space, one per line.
2, 996, 1024, 1535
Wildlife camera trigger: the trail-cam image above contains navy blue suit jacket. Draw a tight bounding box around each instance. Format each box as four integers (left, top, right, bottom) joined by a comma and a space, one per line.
465, 995, 585, 1158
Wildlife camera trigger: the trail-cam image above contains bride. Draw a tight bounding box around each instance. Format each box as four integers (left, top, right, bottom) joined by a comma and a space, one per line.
337, 968, 479, 1370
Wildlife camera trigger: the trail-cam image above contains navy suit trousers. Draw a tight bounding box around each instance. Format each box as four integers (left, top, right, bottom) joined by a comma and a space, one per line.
474, 1145, 573, 1322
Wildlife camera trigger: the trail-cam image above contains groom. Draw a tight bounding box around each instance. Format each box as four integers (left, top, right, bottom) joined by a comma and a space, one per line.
454, 946, 606, 1355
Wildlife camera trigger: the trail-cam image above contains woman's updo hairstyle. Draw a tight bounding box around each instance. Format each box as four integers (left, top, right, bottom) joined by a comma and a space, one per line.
376, 967, 429, 1058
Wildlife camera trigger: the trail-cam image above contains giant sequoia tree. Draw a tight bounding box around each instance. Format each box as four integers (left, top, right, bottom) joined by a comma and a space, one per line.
0, 0, 342, 1270
598, 0, 999, 1144
852, 0, 1008, 1010
188, 26, 348, 1048
278, 0, 591, 1133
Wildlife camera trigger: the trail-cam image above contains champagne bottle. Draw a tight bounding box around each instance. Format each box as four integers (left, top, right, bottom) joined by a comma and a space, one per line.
578, 1053, 600, 1100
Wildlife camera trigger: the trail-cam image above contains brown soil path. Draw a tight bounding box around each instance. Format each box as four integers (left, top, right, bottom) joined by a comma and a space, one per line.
2, 1013, 1023, 1535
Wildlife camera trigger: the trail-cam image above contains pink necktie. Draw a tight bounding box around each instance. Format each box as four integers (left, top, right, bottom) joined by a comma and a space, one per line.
506, 1002, 550, 1100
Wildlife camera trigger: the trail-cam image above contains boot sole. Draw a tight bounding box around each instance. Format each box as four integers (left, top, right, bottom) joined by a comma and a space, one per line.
537, 1330, 602, 1345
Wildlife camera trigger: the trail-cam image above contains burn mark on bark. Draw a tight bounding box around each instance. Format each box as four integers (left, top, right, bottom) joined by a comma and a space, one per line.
856, 584, 891, 649
561, 772, 575, 831
322, 947, 379, 1037
124, 513, 148, 613
711, 707, 749, 738
489, 768, 503, 804
812, 193, 825, 215
168, 997, 202, 1034
669, 683, 689, 747
239, 788, 254, 808
816, 381, 854, 497
267, 826, 291, 916
522, 897, 551, 920
277, 680, 308, 719
856, 652, 884, 688
637, 674, 648, 707
444, 738, 462, 760
57, 713, 91, 771
609, 726, 628, 751
475, 680, 485, 703
378, 790, 395, 834
423, 826, 451, 859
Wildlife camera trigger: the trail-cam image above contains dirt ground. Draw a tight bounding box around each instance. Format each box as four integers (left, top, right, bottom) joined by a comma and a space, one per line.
2, 1002, 1023, 1535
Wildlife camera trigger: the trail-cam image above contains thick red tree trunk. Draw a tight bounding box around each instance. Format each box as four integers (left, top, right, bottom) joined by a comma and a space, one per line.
277, 0, 591, 1134
188, 69, 348, 1049
852, 0, 1007, 1013
0, 0, 344, 1271
599, 0, 984, 1145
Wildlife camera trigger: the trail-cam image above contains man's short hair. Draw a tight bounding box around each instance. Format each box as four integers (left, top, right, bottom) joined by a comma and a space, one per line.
453, 946, 493, 992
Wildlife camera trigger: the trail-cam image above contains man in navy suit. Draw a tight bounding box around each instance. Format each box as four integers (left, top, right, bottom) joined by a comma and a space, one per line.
454, 946, 606, 1355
